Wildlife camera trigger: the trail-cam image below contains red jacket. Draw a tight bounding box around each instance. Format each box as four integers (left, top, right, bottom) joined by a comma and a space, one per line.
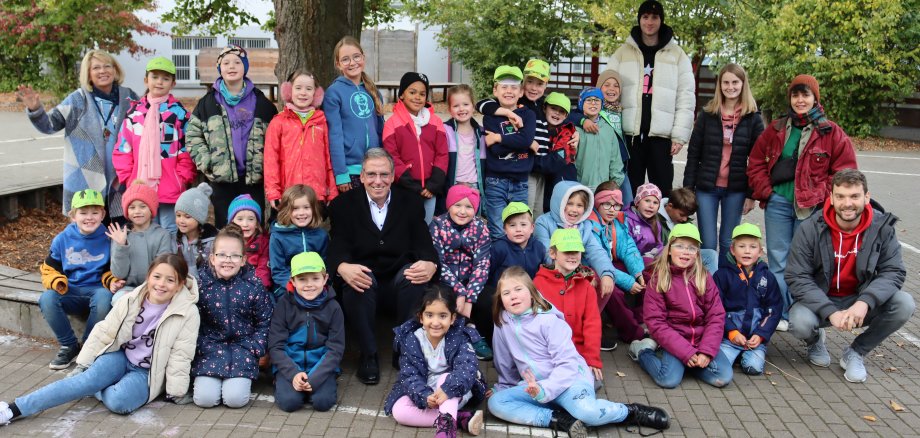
246, 232, 272, 289
644, 265, 725, 364
263, 108, 338, 203
533, 264, 602, 368
383, 101, 449, 195
747, 118, 856, 209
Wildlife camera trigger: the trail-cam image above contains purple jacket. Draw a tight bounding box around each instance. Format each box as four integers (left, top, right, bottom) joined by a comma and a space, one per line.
644, 265, 725, 364
492, 305, 592, 403
625, 208, 664, 259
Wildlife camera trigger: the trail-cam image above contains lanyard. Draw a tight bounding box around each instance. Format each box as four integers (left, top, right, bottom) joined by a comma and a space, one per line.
91, 93, 118, 141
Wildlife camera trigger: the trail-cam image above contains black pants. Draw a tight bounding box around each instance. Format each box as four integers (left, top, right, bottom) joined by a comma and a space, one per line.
472, 285, 496, 344
341, 265, 427, 356
626, 135, 674, 198
211, 180, 266, 227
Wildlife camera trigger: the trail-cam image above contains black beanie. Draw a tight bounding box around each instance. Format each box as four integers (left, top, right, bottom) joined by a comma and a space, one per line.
637, 0, 665, 24
398, 72, 430, 98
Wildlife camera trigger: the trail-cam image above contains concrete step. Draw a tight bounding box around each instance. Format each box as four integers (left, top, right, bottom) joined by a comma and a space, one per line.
0, 266, 86, 341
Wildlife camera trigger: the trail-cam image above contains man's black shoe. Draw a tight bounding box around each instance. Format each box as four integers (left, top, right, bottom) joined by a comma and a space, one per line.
356, 354, 380, 385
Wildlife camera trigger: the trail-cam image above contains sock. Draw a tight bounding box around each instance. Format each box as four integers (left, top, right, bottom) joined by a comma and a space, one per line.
10, 402, 21, 418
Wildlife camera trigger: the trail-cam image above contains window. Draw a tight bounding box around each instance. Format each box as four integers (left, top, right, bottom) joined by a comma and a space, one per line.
171, 36, 216, 83
172, 55, 191, 81
228, 37, 270, 49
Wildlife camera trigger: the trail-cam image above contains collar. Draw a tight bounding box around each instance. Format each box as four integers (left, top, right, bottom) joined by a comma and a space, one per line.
366, 190, 392, 209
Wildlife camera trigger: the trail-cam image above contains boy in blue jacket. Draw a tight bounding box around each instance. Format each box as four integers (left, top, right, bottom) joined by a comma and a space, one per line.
713, 223, 783, 375
268, 252, 345, 412
481, 65, 536, 239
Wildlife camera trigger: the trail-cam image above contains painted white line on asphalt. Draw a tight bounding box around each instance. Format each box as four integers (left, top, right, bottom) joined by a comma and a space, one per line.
901, 241, 920, 254
896, 331, 920, 349
0, 158, 63, 168
857, 154, 920, 160
0, 135, 64, 144
862, 170, 920, 177
41, 146, 64, 151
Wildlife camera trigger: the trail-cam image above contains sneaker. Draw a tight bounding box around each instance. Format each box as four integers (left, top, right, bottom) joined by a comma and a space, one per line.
456, 410, 483, 436
624, 403, 671, 431
472, 339, 493, 361
840, 347, 867, 383
49, 344, 80, 370
775, 319, 790, 332
0, 401, 13, 426
434, 412, 457, 438
806, 329, 831, 367
627, 338, 658, 362
549, 410, 586, 438
601, 333, 618, 351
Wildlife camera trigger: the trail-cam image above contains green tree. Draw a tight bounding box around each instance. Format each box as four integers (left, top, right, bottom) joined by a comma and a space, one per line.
0, 0, 160, 93
733, 0, 920, 136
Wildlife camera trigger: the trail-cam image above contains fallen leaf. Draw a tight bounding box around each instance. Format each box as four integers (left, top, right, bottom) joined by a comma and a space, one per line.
765, 371, 773, 376
771, 381, 777, 386
885, 367, 899, 372
616, 371, 626, 378
890, 400, 905, 412
874, 353, 885, 358
896, 342, 905, 348
863, 415, 877, 422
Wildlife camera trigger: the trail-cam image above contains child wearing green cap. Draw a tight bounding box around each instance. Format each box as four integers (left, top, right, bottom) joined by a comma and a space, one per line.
712, 223, 782, 375
542, 92, 578, 197
267, 252, 344, 413
113, 56, 195, 235
39, 189, 117, 369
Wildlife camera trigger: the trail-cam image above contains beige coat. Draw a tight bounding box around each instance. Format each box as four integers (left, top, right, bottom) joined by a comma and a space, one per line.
607, 34, 695, 145
76, 277, 200, 403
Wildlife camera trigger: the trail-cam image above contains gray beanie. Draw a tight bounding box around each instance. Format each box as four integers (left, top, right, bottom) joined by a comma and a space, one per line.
175, 182, 213, 224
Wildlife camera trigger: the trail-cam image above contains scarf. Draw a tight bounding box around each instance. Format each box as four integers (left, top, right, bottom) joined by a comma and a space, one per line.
219, 79, 246, 106
214, 78, 257, 177
604, 101, 623, 113
788, 103, 832, 134
137, 94, 169, 186
294, 289, 328, 309
92, 86, 119, 104
409, 106, 431, 137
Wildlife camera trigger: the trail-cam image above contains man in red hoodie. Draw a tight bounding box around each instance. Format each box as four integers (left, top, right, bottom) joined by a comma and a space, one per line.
786, 169, 914, 383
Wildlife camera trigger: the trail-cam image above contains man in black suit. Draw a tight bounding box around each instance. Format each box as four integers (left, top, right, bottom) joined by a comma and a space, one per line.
328, 148, 439, 385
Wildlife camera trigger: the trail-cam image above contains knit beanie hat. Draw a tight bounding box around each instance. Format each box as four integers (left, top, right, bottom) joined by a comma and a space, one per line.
788, 74, 821, 103
227, 194, 263, 225
216, 44, 249, 76
594, 189, 623, 211
638, 0, 665, 23
122, 180, 160, 217
175, 182, 213, 224
634, 183, 662, 206
578, 87, 604, 111
596, 69, 622, 89
445, 185, 481, 213
398, 72, 430, 98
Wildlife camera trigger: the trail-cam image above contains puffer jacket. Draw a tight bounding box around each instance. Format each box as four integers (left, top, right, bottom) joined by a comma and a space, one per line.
192, 264, 273, 380
607, 25, 695, 145
713, 257, 783, 343
746, 117, 856, 209
533, 265, 602, 368
113, 95, 196, 203
268, 288, 344, 387
263, 107, 338, 203
186, 88, 277, 185
383, 101, 449, 196
644, 265, 725, 364
684, 110, 765, 193
384, 318, 487, 415
574, 111, 626, 190
429, 214, 491, 302
584, 209, 645, 291
76, 276, 200, 402
625, 207, 665, 259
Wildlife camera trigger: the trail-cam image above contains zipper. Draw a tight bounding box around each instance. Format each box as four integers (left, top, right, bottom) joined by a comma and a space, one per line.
683, 274, 698, 346
510, 315, 543, 380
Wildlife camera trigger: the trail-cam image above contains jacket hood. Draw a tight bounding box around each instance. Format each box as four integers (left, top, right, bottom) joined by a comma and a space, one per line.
549, 181, 594, 226
500, 300, 565, 326
535, 264, 597, 286
289, 285, 337, 308
630, 23, 674, 50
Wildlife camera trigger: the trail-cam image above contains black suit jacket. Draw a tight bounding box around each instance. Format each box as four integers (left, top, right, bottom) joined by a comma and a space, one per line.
327, 185, 438, 279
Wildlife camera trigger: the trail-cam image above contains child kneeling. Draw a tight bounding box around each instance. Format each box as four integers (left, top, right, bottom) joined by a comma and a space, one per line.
268, 252, 344, 412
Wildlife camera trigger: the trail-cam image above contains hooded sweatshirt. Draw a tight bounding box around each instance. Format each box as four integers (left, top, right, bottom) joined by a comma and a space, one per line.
324, 76, 384, 184
268, 287, 345, 388
269, 223, 329, 296
534, 181, 616, 279
533, 265, 603, 368
111, 223, 173, 287
823, 198, 874, 297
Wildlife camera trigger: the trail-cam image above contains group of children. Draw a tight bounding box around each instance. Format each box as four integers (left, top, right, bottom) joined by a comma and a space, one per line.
0, 39, 788, 438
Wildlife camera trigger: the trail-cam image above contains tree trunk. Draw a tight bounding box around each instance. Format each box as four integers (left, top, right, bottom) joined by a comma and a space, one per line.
273, 0, 364, 88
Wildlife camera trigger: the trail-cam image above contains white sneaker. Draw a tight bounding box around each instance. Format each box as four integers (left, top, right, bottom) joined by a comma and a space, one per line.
775, 320, 790, 332
0, 401, 13, 425
628, 338, 659, 362
840, 347, 867, 383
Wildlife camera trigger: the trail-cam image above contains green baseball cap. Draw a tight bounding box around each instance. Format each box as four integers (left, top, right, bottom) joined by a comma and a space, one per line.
544, 92, 571, 114
501, 202, 532, 223
290, 252, 326, 277
550, 228, 585, 252
669, 223, 702, 244
732, 223, 763, 239
493, 65, 524, 82
146, 56, 176, 75
523, 59, 550, 82
71, 189, 105, 210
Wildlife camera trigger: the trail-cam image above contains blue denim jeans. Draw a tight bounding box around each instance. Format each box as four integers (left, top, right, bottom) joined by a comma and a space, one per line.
423, 196, 436, 225
637, 347, 733, 389
700, 249, 719, 275
483, 176, 528, 239
719, 339, 767, 375
488, 379, 628, 428
696, 188, 746, 268
156, 203, 177, 236
16, 350, 149, 416
39, 285, 113, 347
764, 193, 804, 318
619, 175, 634, 208
193, 376, 252, 408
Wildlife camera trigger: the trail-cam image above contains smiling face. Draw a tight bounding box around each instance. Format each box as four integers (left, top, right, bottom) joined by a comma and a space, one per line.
146, 262, 183, 305
600, 77, 621, 104
564, 192, 588, 225
720, 71, 743, 103
830, 182, 870, 228
292, 271, 328, 301
219, 53, 245, 84
640, 13, 662, 39
790, 88, 816, 115
127, 200, 152, 229
523, 77, 547, 102
499, 277, 534, 316
175, 211, 199, 238
361, 157, 394, 206
669, 237, 700, 269
89, 57, 115, 90
419, 299, 456, 345
291, 74, 316, 110
582, 97, 602, 117
636, 196, 660, 220
231, 210, 259, 239
493, 82, 523, 108
70, 206, 105, 235
503, 214, 535, 247
449, 92, 473, 123
209, 236, 245, 280
730, 236, 762, 270
289, 196, 314, 228
335, 44, 365, 83
544, 104, 568, 127
144, 70, 176, 99
550, 248, 583, 275
400, 81, 427, 116
448, 197, 475, 227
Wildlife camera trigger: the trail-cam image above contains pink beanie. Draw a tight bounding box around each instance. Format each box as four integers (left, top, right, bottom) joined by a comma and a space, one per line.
446, 185, 481, 213
634, 183, 662, 206
594, 189, 623, 210
122, 180, 160, 216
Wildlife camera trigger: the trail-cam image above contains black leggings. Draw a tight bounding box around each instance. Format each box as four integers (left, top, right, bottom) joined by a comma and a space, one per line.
626, 135, 674, 198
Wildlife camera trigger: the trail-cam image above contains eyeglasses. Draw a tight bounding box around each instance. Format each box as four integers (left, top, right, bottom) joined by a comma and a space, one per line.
599, 202, 622, 211
339, 54, 364, 65
364, 172, 391, 181
583, 98, 602, 105
91, 64, 114, 72
213, 253, 244, 262
672, 243, 700, 254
